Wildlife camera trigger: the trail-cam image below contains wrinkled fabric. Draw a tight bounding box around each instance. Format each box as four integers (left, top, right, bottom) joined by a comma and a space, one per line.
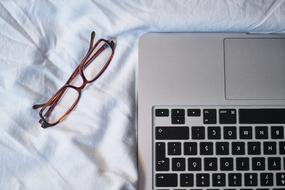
0, 0, 284, 190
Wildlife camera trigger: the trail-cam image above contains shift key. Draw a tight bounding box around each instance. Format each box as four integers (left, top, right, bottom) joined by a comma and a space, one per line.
156, 127, 189, 140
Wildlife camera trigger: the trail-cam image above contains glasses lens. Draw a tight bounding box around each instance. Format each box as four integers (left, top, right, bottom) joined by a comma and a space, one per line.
42, 87, 80, 124
83, 41, 113, 81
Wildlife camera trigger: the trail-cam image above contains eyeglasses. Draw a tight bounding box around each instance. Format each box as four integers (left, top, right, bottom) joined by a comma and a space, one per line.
33, 31, 116, 128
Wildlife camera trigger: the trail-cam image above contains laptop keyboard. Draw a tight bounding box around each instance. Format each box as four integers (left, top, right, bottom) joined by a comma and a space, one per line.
153, 107, 285, 190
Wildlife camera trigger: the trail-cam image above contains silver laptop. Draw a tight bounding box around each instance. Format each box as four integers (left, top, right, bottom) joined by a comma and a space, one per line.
138, 33, 285, 190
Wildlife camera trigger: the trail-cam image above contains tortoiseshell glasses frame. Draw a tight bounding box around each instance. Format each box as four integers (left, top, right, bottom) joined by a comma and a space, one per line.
33, 31, 116, 128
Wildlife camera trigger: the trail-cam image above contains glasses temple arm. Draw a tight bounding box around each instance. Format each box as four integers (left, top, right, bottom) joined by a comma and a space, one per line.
82, 40, 114, 70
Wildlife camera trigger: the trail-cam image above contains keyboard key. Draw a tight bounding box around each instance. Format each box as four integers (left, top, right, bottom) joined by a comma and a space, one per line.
172, 109, 185, 116
156, 173, 178, 187
260, 173, 273, 186
188, 158, 201, 171
212, 173, 226, 186
184, 142, 197, 155
228, 173, 242, 186
271, 126, 284, 139
156, 127, 189, 140
180, 173, 194, 187
192, 126, 205, 139
208, 126, 221, 139
280, 142, 285, 154
240, 126, 252, 139
156, 157, 169, 171
244, 173, 258, 186
268, 157, 281, 170
239, 109, 285, 124
172, 158, 185, 171
220, 158, 233, 171
232, 142, 245, 155
252, 157, 265, 170
224, 126, 237, 139
248, 142, 261, 155
155, 109, 169, 117
156, 142, 169, 171
187, 109, 201, 117
156, 142, 165, 160
219, 109, 237, 124
216, 142, 229, 155
203, 109, 217, 124
264, 142, 277, 155
236, 157, 249, 171
276, 173, 285, 186
200, 142, 213, 155
256, 126, 268, 139
196, 173, 210, 187
168, 142, 181, 155
204, 157, 217, 171
172, 117, 185, 124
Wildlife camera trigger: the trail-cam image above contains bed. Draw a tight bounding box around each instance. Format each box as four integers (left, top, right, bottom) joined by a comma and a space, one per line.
0, 0, 285, 189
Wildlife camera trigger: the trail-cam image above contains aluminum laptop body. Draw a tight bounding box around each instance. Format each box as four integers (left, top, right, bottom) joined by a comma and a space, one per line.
138, 33, 285, 190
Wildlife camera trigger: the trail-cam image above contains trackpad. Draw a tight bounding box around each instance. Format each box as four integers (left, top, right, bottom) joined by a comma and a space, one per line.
225, 38, 285, 100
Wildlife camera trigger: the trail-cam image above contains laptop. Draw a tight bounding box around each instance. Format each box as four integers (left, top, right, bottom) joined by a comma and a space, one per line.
138, 33, 285, 190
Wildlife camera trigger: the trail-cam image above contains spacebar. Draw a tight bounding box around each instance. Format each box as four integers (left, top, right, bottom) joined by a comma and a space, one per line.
155, 126, 189, 140
239, 109, 285, 124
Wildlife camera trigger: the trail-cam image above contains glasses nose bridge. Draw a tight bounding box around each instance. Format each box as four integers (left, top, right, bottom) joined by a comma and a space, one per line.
81, 82, 87, 90
77, 79, 88, 90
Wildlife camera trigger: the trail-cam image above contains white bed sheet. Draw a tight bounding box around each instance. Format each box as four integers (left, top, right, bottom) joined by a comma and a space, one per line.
0, 0, 284, 190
